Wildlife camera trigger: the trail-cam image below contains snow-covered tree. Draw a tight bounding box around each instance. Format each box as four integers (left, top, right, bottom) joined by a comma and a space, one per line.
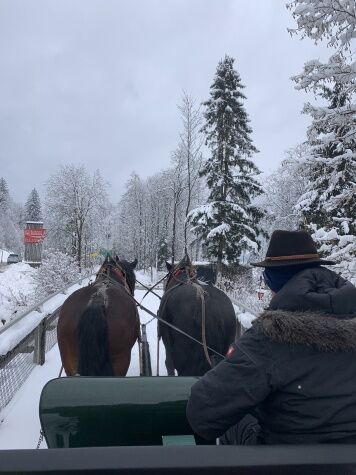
45, 165, 110, 270
287, 0, 356, 51
114, 94, 204, 269
289, 0, 356, 280
189, 55, 265, 268
178, 92, 203, 255
25, 188, 42, 221
0, 178, 23, 253
260, 144, 309, 231
34, 250, 80, 298
116, 172, 147, 265
0, 178, 9, 211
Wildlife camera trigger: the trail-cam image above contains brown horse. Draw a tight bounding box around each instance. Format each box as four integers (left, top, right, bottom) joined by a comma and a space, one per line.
57, 256, 139, 376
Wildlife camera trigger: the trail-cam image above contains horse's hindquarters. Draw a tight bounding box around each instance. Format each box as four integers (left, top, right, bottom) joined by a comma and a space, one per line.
57, 284, 139, 376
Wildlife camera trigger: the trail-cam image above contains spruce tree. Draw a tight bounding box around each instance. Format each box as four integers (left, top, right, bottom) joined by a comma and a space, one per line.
25, 188, 42, 221
0, 178, 9, 211
189, 55, 264, 267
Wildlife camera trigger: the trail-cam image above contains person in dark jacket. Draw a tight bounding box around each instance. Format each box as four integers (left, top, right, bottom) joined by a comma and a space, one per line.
186, 230, 356, 445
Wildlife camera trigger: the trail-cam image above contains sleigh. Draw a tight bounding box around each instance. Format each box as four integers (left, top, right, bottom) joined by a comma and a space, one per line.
39, 376, 210, 448
2, 376, 356, 474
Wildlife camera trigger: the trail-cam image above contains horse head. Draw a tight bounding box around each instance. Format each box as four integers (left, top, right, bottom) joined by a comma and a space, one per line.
97, 256, 137, 294
115, 256, 137, 294
165, 256, 196, 290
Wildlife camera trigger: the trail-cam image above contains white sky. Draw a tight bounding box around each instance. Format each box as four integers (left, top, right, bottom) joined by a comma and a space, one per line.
0, 0, 330, 203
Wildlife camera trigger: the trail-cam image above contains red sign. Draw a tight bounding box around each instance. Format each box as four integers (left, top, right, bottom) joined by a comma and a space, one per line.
24, 228, 46, 244
226, 345, 236, 359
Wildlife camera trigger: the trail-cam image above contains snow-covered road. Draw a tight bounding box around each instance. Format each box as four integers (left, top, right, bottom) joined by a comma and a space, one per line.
0, 289, 166, 450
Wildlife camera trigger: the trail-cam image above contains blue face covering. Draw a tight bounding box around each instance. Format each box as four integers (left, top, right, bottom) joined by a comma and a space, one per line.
263, 264, 320, 293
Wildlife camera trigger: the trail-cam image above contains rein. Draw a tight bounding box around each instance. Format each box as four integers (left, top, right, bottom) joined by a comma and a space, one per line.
101, 272, 225, 361
135, 273, 168, 301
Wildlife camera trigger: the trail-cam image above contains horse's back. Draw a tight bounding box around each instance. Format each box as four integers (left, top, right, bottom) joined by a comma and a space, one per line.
163, 283, 235, 330
160, 283, 237, 375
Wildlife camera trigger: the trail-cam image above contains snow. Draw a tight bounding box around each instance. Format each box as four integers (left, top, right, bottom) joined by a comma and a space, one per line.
0, 262, 37, 327
207, 223, 230, 239
0, 271, 95, 355
237, 311, 257, 330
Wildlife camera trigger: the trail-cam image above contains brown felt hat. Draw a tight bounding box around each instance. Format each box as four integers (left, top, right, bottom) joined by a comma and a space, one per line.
251, 230, 336, 268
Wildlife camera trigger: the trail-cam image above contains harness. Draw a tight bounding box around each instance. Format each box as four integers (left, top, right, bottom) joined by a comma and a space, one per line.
100, 270, 225, 363
93, 260, 225, 368
96, 262, 133, 296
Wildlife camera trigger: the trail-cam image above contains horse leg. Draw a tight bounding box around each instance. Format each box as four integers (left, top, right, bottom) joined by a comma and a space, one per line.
165, 346, 175, 376
112, 352, 131, 376
161, 331, 175, 376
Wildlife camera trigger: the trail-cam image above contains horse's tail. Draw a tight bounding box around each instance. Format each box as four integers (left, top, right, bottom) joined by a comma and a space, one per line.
77, 304, 114, 376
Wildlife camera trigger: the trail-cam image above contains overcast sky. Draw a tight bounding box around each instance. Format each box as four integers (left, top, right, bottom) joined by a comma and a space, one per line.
0, 0, 330, 204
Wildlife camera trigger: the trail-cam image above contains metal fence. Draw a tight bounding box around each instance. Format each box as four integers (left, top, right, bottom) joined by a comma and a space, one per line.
0, 274, 94, 412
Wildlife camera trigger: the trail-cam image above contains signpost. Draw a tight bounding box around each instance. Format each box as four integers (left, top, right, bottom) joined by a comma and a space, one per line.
24, 222, 46, 267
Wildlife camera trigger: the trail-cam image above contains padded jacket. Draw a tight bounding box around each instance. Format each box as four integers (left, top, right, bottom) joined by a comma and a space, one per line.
186, 267, 356, 444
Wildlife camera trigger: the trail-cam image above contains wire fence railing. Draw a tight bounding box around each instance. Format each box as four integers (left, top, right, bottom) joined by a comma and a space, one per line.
0, 273, 95, 412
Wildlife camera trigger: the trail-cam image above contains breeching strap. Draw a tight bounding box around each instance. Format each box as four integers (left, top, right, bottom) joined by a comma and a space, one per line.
192, 282, 212, 367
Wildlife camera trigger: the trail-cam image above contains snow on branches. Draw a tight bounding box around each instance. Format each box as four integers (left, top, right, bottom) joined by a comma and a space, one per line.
287, 0, 356, 50
34, 250, 80, 299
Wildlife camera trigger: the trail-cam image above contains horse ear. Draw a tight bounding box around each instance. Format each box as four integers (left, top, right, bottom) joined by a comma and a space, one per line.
115, 255, 120, 262
166, 261, 172, 271
130, 258, 138, 269
185, 254, 191, 266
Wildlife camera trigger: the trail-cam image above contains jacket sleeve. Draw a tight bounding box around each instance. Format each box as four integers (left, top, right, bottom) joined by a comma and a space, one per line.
186, 328, 274, 441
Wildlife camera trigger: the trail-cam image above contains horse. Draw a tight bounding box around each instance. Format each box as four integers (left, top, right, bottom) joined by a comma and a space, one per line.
57, 256, 139, 376
158, 257, 237, 376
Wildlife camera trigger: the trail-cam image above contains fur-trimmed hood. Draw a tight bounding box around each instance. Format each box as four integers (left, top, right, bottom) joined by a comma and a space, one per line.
254, 310, 356, 352
253, 267, 356, 352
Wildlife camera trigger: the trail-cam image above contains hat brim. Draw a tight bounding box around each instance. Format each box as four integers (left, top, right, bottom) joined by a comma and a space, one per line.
250, 258, 336, 268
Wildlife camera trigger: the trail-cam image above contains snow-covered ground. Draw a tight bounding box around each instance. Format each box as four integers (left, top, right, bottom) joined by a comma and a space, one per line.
0, 287, 165, 450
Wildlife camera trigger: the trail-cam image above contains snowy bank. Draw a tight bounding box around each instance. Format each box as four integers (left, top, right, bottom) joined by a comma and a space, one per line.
0, 262, 37, 325
0, 274, 95, 356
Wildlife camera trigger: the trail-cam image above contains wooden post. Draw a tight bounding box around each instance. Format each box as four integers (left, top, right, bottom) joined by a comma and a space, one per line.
33, 318, 47, 365
140, 324, 152, 376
